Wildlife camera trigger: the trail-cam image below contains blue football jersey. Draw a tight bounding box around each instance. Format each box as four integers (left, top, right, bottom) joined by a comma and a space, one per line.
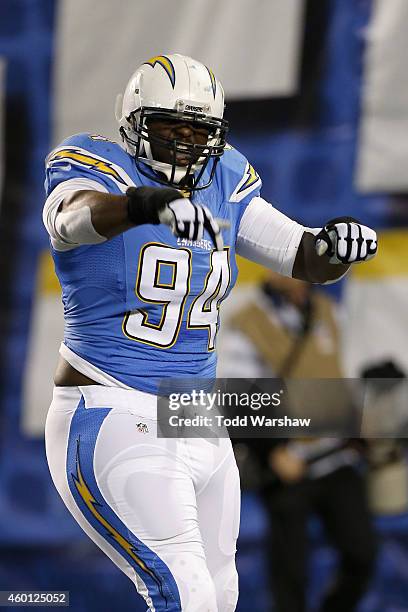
45, 133, 262, 393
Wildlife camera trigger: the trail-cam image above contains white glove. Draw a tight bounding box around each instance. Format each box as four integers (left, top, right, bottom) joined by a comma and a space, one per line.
315, 217, 377, 264
158, 197, 226, 251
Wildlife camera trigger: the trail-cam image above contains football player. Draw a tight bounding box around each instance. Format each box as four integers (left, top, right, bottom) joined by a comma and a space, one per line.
43, 54, 377, 611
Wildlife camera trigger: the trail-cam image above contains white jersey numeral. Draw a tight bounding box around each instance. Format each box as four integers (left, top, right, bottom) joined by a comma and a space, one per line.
123, 244, 191, 348
187, 250, 231, 350
123, 243, 230, 350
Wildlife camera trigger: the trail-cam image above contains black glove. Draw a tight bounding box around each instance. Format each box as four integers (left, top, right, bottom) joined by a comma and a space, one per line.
126, 186, 181, 225
126, 186, 225, 250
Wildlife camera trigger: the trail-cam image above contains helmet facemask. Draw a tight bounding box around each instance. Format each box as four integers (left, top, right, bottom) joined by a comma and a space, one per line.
120, 106, 229, 190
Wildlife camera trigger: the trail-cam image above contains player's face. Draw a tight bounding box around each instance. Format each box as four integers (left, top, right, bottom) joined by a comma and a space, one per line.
146, 118, 212, 166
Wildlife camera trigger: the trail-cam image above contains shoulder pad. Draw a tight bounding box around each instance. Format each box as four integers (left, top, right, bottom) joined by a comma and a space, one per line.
218, 145, 262, 203
46, 133, 133, 191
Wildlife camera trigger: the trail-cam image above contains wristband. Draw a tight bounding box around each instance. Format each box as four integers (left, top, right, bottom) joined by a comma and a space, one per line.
126, 186, 181, 225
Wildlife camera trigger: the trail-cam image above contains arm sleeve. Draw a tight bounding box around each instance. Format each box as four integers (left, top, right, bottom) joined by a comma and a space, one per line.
236, 196, 306, 277
42, 177, 108, 251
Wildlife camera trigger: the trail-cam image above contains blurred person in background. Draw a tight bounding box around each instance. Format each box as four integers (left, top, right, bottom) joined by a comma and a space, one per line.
361, 361, 408, 518
219, 272, 377, 612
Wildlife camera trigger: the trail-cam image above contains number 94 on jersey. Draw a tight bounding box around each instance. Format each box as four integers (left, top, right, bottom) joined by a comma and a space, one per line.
122, 243, 231, 351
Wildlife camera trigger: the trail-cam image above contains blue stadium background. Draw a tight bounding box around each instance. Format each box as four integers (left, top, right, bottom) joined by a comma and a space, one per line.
0, 1, 408, 610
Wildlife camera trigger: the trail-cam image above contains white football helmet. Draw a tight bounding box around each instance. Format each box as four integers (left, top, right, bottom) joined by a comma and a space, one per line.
115, 54, 228, 190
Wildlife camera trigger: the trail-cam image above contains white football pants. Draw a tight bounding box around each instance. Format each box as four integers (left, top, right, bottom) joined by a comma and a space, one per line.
45, 385, 240, 611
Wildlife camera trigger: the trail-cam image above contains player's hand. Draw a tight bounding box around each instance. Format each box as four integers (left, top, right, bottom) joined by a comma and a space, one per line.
126, 186, 226, 251
314, 216, 377, 264
159, 198, 225, 251
268, 447, 306, 484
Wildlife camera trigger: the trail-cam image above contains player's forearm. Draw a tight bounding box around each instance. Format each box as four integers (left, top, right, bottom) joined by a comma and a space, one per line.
293, 231, 350, 283
56, 186, 224, 250
60, 190, 133, 239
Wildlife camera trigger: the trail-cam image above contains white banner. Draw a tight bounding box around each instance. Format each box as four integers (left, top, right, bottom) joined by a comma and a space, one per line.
342, 276, 408, 376
54, 0, 305, 143
341, 229, 408, 377
356, 0, 408, 192
22, 253, 64, 437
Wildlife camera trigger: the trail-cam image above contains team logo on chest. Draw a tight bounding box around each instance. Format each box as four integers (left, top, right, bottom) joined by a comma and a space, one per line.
176, 237, 213, 251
